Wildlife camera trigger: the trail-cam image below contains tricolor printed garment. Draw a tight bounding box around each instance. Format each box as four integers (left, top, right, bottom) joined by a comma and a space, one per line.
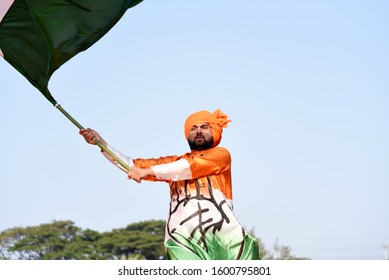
103, 145, 260, 260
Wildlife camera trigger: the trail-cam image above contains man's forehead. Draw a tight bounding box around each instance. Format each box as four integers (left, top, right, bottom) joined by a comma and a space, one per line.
191, 123, 210, 127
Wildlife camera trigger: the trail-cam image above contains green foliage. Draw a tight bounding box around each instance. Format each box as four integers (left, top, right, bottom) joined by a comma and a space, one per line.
97, 220, 166, 260
0, 220, 166, 260
0, 220, 102, 260
0, 220, 307, 260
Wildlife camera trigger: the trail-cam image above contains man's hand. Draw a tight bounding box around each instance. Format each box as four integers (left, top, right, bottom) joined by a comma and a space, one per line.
128, 167, 155, 183
79, 128, 107, 146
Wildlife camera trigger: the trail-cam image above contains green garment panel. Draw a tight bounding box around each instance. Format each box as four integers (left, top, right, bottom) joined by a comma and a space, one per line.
165, 234, 260, 260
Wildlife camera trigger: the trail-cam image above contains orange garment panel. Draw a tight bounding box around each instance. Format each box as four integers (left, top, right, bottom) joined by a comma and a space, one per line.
133, 147, 233, 200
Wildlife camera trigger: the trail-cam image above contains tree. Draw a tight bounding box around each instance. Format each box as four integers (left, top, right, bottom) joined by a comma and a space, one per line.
0, 220, 166, 260
0, 220, 101, 260
96, 220, 166, 260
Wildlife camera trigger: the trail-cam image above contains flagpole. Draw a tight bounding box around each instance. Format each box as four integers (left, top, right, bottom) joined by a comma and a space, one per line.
54, 103, 131, 172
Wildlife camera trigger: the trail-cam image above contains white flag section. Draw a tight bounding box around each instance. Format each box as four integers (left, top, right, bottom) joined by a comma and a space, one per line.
0, 0, 14, 57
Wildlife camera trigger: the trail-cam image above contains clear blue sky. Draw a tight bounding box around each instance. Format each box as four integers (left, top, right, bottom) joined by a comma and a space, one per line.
1, 0, 388, 260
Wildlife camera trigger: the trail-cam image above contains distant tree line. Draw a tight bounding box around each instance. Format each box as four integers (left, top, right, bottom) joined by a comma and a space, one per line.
0, 220, 308, 260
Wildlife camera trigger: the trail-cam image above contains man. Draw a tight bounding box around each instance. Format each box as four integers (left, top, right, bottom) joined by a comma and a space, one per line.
80, 109, 259, 260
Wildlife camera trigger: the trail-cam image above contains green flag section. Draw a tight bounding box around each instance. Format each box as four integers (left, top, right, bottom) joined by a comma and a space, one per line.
0, 0, 143, 105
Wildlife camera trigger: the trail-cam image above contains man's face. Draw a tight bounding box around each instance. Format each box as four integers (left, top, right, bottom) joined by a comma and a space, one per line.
188, 123, 214, 150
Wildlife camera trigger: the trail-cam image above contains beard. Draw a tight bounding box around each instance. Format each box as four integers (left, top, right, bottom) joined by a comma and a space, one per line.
188, 135, 213, 151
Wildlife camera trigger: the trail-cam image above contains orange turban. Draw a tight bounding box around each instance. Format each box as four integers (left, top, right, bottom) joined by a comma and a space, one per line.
184, 109, 231, 148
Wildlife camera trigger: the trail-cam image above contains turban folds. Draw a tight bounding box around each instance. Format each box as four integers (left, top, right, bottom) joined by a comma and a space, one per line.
184, 109, 231, 148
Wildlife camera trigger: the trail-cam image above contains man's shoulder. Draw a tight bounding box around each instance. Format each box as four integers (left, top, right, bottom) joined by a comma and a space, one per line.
213, 146, 230, 153
209, 146, 231, 157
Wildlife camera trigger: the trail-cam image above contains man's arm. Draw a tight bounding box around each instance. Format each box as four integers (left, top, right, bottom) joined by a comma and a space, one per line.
79, 128, 129, 170
80, 128, 153, 182
147, 148, 231, 181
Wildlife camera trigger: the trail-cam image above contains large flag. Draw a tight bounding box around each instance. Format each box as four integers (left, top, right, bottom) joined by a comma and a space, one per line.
0, 0, 143, 105
0, 0, 143, 171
